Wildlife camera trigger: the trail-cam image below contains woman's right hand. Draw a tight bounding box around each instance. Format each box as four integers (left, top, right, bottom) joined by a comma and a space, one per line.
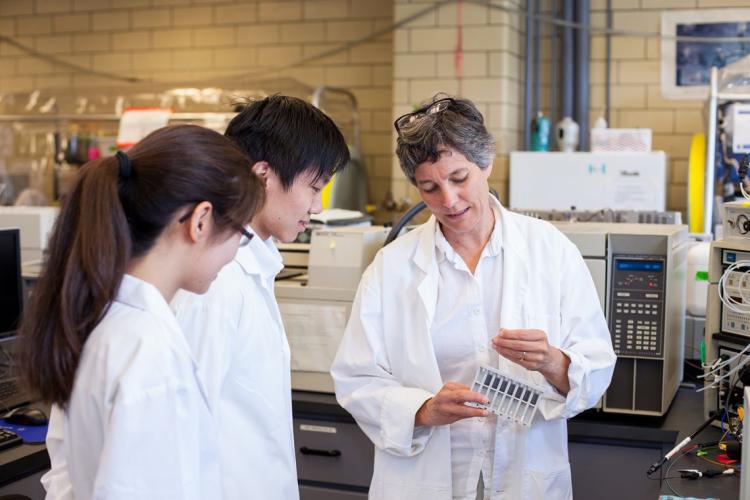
414, 382, 489, 427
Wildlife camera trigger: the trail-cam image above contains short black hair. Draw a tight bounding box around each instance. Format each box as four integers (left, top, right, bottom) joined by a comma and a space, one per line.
225, 95, 350, 190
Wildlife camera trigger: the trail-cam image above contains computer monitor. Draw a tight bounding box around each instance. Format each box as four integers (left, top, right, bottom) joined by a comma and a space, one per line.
0, 228, 23, 338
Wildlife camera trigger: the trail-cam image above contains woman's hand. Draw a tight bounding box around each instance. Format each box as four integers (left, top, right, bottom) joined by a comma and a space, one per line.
492, 328, 571, 394
414, 382, 489, 427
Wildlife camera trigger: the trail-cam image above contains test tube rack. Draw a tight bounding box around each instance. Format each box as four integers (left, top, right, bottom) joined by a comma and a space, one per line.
466, 365, 542, 426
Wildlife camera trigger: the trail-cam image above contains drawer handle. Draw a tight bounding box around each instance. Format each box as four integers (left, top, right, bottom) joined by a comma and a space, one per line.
300, 446, 342, 457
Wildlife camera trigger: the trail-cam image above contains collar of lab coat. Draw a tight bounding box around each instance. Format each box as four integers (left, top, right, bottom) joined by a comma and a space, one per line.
115, 274, 177, 326
411, 196, 528, 328
233, 225, 284, 281
433, 199, 503, 267
414, 195, 520, 272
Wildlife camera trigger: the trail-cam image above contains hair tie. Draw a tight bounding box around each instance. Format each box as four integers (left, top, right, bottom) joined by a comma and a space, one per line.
116, 151, 132, 179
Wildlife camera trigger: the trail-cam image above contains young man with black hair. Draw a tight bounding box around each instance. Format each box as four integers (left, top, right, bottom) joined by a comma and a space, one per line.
41, 96, 350, 500
173, 96, 350, 499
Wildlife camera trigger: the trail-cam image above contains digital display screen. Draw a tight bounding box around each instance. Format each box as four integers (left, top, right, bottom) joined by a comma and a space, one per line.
616, 260, 663, 272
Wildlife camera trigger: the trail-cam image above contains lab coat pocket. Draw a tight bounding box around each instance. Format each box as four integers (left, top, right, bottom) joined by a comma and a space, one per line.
521, 465, 572, 500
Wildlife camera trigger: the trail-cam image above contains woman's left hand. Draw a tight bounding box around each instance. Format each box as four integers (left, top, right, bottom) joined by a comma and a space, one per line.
491, 328, 571, 394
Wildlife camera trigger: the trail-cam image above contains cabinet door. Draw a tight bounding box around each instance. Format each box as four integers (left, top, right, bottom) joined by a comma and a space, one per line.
300, 484, 368, 500
294, 418, 374, 489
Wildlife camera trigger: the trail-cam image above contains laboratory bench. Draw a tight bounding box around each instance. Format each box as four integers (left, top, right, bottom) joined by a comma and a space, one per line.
292, 386, 739, 500
0, 387, 739, 500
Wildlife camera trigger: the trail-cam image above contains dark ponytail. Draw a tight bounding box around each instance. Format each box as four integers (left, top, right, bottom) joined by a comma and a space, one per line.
19, 124, 264, 406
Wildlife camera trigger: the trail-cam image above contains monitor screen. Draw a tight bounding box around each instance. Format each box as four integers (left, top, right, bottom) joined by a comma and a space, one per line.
615, 260, 664, 272
0, 228, 23, 337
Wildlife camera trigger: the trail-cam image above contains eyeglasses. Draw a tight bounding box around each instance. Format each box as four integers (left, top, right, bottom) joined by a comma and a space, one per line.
178, 207, 254, 247
394, 98, 456, 136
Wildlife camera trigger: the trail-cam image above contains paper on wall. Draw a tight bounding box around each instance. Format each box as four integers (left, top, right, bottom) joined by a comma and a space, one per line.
116, 107, 172, 149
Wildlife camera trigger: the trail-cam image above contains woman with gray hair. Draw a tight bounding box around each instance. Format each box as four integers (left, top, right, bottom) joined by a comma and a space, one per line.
331, 95, 615, 500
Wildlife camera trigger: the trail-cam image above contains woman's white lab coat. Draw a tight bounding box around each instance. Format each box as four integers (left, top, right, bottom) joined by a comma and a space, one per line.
43, 275, 220, 500
331, 204, 616, 500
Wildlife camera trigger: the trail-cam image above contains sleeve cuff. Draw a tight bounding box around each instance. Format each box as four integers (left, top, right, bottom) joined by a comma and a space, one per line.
379, 387, 435, 456
537, 347, 587, 420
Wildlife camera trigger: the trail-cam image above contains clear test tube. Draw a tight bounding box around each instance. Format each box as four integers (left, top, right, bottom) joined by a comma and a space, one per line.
507, 383, 524, 420
512, 387, 531, 422
499, 380, 517, 416
523, 392, 541, 425
494, 377, 510, 414
488, 375, 502, 411
517, 388, 535, 425
483, 370, 494, 397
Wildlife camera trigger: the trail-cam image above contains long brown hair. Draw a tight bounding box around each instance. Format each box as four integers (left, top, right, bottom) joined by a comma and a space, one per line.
19, 124, 264, 406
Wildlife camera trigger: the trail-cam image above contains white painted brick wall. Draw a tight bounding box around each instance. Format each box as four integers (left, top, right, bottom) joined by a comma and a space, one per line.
0, 0, 393, 206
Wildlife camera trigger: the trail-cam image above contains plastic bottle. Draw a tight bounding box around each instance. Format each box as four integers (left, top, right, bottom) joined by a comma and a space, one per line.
530, 111, 551, 152
556, 116, 579, 152
686, 241, 710, 317
87, 133, 101, 161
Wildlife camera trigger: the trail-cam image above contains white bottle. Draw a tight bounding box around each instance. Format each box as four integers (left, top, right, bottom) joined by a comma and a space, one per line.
556, 116, 579, 152
593, 116, 607, 129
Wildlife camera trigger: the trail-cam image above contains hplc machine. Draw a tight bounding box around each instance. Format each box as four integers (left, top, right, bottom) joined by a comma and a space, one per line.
553, 222, 688, 416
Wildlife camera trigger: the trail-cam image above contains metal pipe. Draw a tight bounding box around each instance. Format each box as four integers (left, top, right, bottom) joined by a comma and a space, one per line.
605, 0, 612, 125
575, 0, 590, 150
523, 0, 535, 150
549, 0, 559, 146
704, 67, 719, 234
561, 0, 574, 119
533, 0, 541, 115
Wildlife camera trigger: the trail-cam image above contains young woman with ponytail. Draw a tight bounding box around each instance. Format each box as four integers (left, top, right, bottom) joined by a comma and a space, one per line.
19, 124, 264, 500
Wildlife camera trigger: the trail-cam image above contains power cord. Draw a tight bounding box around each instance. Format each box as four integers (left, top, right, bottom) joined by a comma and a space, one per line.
739, 155, 750, 200
678, 468, 736, 479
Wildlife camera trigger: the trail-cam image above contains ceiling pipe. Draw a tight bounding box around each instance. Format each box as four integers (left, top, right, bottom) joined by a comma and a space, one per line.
575, 0, 590, 150
523, 0, 535, 150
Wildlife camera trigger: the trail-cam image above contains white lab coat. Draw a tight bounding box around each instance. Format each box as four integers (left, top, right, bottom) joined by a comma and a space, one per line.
172, 233, 299, 500
43, 274, 221, 500
331, 203, 616, 500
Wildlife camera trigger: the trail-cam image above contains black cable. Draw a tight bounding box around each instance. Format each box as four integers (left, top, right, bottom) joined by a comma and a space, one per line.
383, 189, 502, 247
663, 446, 696, 498
383, 201, 427, 247
738, 214, 750, 235
0, 34, 145, 84
647, 414, 718, 476
724, 364, 748, 442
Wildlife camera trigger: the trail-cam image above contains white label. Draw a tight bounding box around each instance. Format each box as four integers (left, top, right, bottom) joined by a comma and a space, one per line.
300, 424, 337, 434
733, 104, 750, 154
